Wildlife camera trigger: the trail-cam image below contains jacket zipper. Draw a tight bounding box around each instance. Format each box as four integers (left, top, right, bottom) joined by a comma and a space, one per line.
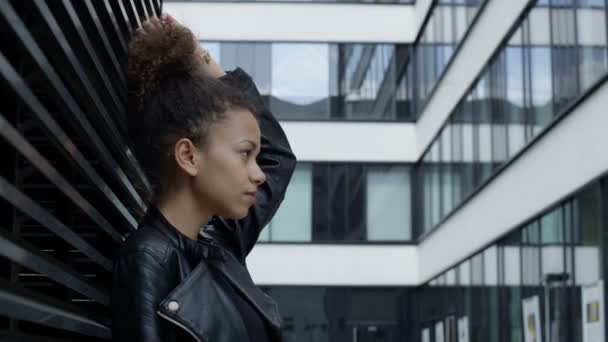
157, 310, 202, 342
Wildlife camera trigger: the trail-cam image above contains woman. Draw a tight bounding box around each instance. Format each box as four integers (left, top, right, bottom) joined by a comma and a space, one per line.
111, 15, 296, 342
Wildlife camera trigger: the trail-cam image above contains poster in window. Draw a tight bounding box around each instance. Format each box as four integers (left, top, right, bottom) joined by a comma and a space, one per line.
435, 321, 445, 342
582, 280, 605, 342
457, 316, 469, 342
422, 328, 430, 342
522, 295, 542, 342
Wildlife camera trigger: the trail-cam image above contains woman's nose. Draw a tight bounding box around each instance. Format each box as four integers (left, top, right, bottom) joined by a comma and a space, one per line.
251, 163, 266, 186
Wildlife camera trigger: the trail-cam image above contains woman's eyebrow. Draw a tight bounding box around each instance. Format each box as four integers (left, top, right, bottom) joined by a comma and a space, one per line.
236, 139, 260, 149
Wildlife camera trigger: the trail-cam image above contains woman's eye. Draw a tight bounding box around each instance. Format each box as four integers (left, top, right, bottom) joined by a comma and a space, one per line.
241, 151, 251, 158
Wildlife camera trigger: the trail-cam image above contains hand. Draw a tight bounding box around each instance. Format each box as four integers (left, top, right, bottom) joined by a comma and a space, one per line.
136, 15, 165, 36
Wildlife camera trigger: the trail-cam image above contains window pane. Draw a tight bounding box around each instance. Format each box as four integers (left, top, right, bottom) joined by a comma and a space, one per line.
522, 223, 541, 285
476, 74, 493, 182
503, 245, 521, 286
265, 288, 329, 342
459, 260, 471, 285
540, 207, 565, 277
270, 164, 313, 241
366, 166, 412, 241
541, 206, 564, 244
271, 44, 330, 119
528, 7, 551, 45
430, 142, 442, 227
446, 269, 457, 286
441, 127, 454, 216
579, 47, 608, 90
471, 253, 483, 285
506, 46, 526, 157
483, 246, 498, 285
574, 185, 602, 284
529, 47, 554, 133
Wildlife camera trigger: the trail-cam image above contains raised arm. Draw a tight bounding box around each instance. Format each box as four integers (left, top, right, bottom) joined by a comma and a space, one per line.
205, 68, 297, 262
155, 14, 297, 261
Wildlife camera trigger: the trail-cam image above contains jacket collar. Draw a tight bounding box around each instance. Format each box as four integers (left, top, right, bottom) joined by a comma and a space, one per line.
146, 207, 282, 338
144, 206, 225, 263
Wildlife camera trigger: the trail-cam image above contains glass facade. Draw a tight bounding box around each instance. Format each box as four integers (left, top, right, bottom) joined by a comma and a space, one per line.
419, 177, 608, 342
203, 42, 412, 121
258, 163, 413, 243
202, 0, 487, 122
259, 286, 413, 342
261, 174, 607, 342
419, 0, 608, 235
197, 1, 510, 240
402, 0, 487, 119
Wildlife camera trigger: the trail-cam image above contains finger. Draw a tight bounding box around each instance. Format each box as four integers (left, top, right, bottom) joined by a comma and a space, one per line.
149, 16, 162, 28
141, 20, 154, 33
134, 26, 145, 36
162, 13, 177, 25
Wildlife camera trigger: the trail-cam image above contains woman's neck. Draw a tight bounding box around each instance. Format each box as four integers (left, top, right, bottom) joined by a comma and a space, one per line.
154, 190, 211, 240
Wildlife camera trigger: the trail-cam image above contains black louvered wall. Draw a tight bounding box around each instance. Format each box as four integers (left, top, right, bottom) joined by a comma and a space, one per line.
0, 0, 160, 340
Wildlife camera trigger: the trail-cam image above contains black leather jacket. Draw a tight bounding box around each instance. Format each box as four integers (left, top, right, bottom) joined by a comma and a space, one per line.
111, 68, 297, 342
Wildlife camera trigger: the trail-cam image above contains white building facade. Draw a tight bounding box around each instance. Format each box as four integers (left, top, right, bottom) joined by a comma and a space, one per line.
164, 0, 608, 341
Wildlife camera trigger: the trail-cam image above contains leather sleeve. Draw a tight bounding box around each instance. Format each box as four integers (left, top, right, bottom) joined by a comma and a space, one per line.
208, 68, 297, 262
111, 250, 174, 342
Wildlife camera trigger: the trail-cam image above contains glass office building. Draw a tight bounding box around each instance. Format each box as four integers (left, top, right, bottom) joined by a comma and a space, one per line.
0, 0, 607, 341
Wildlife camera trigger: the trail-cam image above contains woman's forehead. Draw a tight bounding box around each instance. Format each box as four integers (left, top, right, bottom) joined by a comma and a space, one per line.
208, 108, 260, 142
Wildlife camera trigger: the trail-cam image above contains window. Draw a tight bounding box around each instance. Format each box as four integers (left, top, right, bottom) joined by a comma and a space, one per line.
261, 163, 413, 243
264, 164, 313, 242
366, 166, 412, 240
203, 42, 410, 121
271, 44, 332, 119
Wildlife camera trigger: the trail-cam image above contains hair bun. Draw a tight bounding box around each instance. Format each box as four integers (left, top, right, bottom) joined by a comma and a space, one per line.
127, 22, 201, 106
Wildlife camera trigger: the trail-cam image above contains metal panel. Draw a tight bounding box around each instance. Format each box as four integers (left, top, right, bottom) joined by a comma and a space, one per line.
0, 280, 110, 339
0, 0, 162, 339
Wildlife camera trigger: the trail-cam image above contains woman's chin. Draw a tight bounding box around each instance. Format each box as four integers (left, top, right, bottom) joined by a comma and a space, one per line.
220, 206, 250, 220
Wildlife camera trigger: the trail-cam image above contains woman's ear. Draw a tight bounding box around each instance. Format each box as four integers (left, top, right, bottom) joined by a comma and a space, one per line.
173, 138, 201, 177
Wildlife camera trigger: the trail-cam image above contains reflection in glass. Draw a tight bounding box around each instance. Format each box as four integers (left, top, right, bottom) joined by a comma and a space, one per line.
207, 42, 408, 120
271, 44, 332, 119
406, 0, 486, 119
506, 45, 526, 156
577, 1, 608, 88
416, 0, 608, 236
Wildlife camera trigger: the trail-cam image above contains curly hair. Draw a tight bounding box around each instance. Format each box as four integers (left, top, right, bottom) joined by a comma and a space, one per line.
126, 21, 255, 199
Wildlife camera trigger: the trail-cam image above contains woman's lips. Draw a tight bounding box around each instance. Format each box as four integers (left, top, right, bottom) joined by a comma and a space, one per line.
244, 192, 257, 203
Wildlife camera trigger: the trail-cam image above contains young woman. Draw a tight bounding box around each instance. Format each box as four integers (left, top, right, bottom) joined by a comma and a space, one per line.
111, 15, 296, 342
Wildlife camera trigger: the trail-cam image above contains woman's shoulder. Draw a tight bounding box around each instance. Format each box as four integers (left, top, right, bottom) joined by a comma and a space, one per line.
116, 223, 173, 265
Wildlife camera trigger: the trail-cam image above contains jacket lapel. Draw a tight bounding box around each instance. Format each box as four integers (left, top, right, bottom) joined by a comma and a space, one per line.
158, 259, 249, 342
158, 242, 282, 341
206, 253, 282, 330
